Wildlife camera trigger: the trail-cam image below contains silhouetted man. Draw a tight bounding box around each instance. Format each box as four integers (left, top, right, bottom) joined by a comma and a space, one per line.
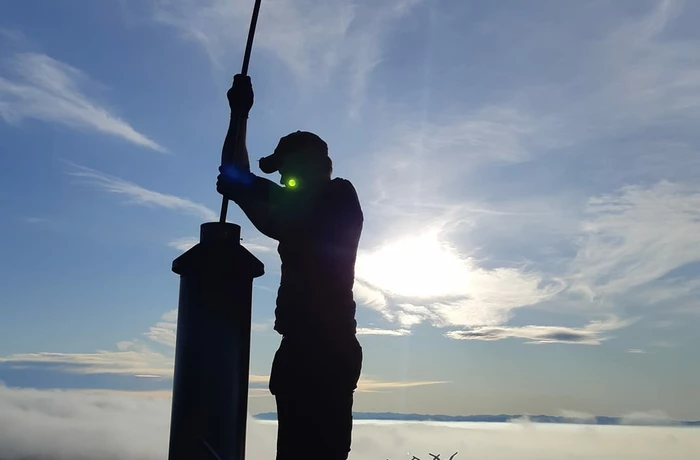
216, 74, 364, 460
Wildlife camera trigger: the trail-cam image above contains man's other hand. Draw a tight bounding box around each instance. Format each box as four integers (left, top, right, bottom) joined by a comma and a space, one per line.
227, 74, 254, 115
217, 165, 253, 200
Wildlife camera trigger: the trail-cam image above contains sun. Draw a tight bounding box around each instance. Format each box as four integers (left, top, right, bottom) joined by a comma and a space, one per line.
355, 232, 473, 298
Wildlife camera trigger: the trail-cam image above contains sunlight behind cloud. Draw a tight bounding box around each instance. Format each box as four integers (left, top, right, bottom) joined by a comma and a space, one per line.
355, 229, 561, 328
356, 231, 471, 298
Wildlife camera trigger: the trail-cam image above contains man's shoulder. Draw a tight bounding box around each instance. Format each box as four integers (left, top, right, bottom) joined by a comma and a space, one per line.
326, 178, 361, 210
327, 177, 359, 198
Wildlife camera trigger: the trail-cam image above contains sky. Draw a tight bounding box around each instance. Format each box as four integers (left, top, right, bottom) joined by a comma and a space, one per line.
1, 0, 700, 428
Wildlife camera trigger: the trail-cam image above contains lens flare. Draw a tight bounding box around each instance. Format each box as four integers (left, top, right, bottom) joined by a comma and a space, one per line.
287, 178, 297, 188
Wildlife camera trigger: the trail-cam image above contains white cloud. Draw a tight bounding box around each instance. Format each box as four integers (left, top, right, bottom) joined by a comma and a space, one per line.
356, 327, 411, 336
69, 164, 217, 221
559, 410, 597, 424
356, 229, 562, 329
590, 0, 700, 129
143, 310, 178, 348
395, 304, 442, 328
0, 53, 164, 152
627, 349, 647, 354
620, 410, 678, 426
0, 308, 429, 393
0, 313, 179, 377
153, 0, 423, 115
0, 28, 26, 43
168, 236, 199, 252
251, 321, 272, 332
446, 316, 635, 345
354, 281, 390, 315
568, 181, 700, 302
242, 240, 275, 253
169, 236, 276, 253
357, 378, 448, 392
161, 309, 178, 323
0, 348, 173, 376
367, 107, 560, 210
0, 385, 698, 460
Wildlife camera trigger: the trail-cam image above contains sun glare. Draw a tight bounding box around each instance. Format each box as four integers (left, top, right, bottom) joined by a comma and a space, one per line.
356, 233, 472, 298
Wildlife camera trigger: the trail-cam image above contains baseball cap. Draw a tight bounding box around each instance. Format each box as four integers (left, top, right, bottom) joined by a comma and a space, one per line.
258, 130, 328, 174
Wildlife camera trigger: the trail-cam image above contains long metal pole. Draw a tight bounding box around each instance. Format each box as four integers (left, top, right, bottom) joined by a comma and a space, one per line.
219, 0, 263, 224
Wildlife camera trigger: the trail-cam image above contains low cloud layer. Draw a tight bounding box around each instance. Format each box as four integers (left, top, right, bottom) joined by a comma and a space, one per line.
0, 385, 697, 460
0, 309, 442, 394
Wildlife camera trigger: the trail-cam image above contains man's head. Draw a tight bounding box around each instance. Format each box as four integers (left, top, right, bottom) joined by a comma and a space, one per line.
259, 131, 332, 190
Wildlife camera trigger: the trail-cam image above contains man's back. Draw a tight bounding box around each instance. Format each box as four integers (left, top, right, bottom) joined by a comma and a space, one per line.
272, 177, 364, 340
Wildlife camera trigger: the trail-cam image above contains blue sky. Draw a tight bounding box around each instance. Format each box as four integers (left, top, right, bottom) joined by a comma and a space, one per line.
1, 0, 700, 421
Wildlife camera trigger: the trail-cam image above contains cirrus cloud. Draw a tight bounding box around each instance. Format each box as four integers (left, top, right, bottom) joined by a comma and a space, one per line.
0, 53, 165, 152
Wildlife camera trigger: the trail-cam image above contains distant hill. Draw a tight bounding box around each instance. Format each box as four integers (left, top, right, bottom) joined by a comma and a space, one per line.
254, 411, 700, 427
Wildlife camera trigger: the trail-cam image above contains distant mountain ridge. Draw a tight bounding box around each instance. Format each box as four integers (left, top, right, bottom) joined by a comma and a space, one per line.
254, 411, 700, 427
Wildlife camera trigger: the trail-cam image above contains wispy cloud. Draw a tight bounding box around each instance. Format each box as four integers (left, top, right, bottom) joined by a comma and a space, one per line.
351, 0, 700, 345
446, 316, 635, 345
367, 107, 559, 211
242, 240, 275, 253
357, 378, 448, 393
23, 216, 49, 224
0, 307, 429, 395
251, 320, 273, 332
168, 236, 276, 253
0, 309, 269, 383
168, 237, 199, 252
0, 28, 26, 44
568, 181, 700, 302
0, 347, 173, 376
68, 164, 217, 221
620, 410, 678, 426
0, 53, 165, 152
356, 327, 411, 336
354, 281, 390, 316
143, 310, 178, 348
153, 0, 423, 115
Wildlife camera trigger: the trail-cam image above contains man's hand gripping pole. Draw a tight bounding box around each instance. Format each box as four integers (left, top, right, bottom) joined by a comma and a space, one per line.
219, 0, 263, 223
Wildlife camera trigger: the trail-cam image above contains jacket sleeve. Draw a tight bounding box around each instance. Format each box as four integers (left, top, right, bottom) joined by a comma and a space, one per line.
228, 174, 286, 240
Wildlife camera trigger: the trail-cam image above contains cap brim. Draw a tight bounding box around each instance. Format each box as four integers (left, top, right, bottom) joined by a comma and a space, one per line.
259, 154, 280, 174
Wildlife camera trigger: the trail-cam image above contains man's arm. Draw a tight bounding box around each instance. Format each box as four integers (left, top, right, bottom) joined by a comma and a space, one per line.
219, 73, 286, 238
222, 74, 254, 172
222, 172, 285, 240
222, 114, 250, 172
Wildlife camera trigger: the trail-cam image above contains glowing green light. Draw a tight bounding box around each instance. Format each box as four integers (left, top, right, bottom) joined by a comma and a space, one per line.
287, 178, 297, 188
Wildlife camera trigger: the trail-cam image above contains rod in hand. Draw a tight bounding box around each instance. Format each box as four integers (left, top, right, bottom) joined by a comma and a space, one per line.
219, 0, 263, 223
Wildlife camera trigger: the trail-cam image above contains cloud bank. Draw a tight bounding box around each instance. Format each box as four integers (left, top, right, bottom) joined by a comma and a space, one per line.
0, 385, 698, 460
